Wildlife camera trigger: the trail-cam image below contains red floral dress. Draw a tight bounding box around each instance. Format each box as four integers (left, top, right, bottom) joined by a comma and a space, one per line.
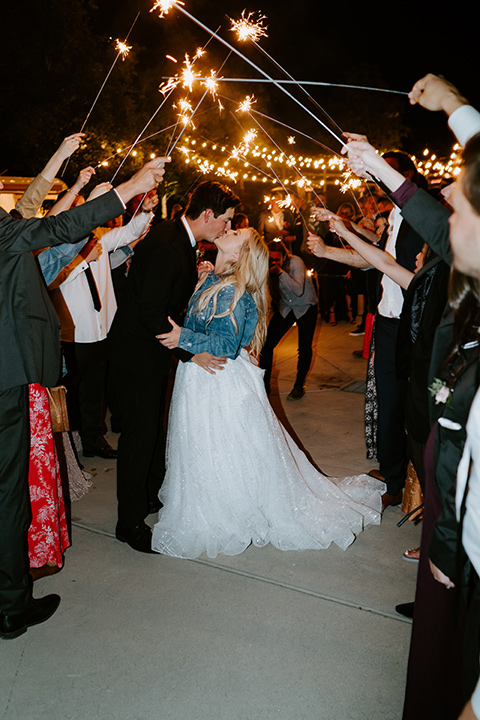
27, 383, 70, 568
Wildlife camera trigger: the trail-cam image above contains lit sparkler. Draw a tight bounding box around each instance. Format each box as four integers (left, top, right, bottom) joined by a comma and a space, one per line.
152, 2, 346, 147
61, 12, 140, 177
229, 10, 268, 42
236, 94, 255, 114
115, 39, 132, 59
202, 70, 219, 99
181, 54, 199, 92
150, 0, 183, 18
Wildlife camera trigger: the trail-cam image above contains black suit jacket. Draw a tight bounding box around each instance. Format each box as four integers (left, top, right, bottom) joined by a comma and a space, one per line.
109, 218, 198, 377
0, 191, 124, 391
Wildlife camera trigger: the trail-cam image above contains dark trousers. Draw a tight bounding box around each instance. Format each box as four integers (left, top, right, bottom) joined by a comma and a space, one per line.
62, 339, 108, 447
260, 304, 317, 392
374, 315, 408, 494
0, 386, 32, 614
110, 363, 169, 529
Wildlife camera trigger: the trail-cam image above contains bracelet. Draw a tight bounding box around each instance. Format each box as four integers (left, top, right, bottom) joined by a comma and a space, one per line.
67, 188, 78, 197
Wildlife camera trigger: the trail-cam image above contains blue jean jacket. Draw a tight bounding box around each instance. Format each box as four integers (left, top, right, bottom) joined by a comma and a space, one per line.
178, 274, 258, 359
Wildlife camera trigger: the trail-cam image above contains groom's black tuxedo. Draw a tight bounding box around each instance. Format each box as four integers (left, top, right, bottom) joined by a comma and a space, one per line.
0, 191, 125, 615
109, 218, 198, 530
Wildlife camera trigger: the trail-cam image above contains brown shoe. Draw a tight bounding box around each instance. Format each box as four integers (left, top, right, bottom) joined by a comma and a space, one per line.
382, 490, 403, 510
368, 468, 385, 482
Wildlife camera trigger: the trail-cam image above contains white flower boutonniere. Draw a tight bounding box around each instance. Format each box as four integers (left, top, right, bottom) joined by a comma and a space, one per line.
429, 378, 453, 407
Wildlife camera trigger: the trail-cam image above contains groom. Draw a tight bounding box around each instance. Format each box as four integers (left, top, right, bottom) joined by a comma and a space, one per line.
109, 180, 240, 553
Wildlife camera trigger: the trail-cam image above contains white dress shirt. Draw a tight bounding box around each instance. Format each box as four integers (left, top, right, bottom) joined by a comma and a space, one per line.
377, 205, 405, 319
448, 105, 480, 147
456, 380, 480, 717
51, 212, 153, 343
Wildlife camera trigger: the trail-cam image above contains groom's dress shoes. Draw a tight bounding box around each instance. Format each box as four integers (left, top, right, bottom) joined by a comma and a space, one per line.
115, 522, 155, 554
83, 436, 117, 459
0, 594, 61, 640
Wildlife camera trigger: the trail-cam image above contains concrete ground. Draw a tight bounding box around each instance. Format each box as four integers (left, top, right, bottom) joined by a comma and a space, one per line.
0, 318, 421, 720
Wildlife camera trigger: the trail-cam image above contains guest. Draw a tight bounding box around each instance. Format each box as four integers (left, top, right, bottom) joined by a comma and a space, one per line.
340, 107, 480, 718
307, 154, 425, 508
48, 190, 157, 459
0, 155, 168, 640
260, 240, 318, 400
257, 188, 295, 244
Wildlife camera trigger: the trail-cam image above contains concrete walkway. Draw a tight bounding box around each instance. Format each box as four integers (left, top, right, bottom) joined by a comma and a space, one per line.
0, 319, 421, 720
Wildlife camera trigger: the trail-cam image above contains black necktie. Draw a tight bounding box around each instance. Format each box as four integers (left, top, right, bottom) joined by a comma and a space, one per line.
84, 265, 102, 312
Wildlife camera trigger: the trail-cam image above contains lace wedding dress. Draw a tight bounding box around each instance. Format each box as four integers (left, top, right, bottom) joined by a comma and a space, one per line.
152, 350, 383, 559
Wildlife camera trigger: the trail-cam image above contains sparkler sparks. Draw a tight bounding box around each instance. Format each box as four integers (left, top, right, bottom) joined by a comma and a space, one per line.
181, 54, 199, 92
243, 129, 257, 146
115, 39, 132, 59
159, 77, 180, 95
236, 95, 256, 113
202, 70, 219, 98
150, 0, 183, 18
230, 10, 268, 42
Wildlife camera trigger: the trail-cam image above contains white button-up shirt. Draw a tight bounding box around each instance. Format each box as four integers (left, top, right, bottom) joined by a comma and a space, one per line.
50, 212, 153, 343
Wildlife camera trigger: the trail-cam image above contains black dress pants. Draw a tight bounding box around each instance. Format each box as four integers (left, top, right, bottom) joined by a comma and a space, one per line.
374, 315, 408, 494
0, 386, 32, 614
110, 363, 169, 529
260, 304, 317, 392
62, 339, 108, 447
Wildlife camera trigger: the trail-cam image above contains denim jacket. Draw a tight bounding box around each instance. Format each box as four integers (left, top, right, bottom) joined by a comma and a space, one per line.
178, 274, 258, 358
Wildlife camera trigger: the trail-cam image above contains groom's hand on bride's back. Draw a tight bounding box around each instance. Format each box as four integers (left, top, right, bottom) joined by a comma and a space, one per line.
192, 353, 227, 375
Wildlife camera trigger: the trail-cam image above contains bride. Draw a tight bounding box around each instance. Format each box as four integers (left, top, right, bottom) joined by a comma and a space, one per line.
153, 226, 383, 559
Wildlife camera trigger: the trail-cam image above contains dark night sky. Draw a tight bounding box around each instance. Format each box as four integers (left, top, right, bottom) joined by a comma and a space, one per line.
92, 0, 478, 156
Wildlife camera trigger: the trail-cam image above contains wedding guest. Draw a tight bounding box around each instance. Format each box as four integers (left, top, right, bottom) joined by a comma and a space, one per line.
0, 156, 168, 640
48, 190, 157, 459
260, 240, 318, 400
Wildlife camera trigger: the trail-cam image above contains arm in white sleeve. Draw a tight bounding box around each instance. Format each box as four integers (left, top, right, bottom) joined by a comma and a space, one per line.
102, 211, 153, 252
448, 105, 480, 147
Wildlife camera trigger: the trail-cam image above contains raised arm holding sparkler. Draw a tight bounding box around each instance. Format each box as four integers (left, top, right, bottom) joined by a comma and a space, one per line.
15, 132, 86, 219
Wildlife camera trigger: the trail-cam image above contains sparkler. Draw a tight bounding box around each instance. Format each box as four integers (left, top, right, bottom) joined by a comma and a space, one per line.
150, 0, 184, 18
151, 1, 346, 148
166, 90, 209, 156
181, 54, 199, 92
229, 11, 267, 43
163, 76, 408, 95
61, 12, 140, 177
115, 39, 132, 59
109, 83, 177, 183
229, 11, 345, 142
79, 12, 140, 134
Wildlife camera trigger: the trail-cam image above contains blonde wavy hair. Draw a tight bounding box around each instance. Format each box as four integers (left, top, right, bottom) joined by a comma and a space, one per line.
194, 228, 270, 357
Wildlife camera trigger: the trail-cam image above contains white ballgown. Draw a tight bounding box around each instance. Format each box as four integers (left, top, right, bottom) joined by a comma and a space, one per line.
152, 349, 383, 559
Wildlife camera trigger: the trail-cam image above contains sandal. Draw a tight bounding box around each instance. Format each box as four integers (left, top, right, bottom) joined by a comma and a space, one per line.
403, 547, 420, 563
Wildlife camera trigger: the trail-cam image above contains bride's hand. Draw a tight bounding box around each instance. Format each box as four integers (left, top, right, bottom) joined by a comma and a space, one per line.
156, 316, 181, 349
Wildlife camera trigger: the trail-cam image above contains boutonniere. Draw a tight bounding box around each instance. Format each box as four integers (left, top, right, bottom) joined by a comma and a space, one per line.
196, 246, 205, 262
429, 378, 453, 407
